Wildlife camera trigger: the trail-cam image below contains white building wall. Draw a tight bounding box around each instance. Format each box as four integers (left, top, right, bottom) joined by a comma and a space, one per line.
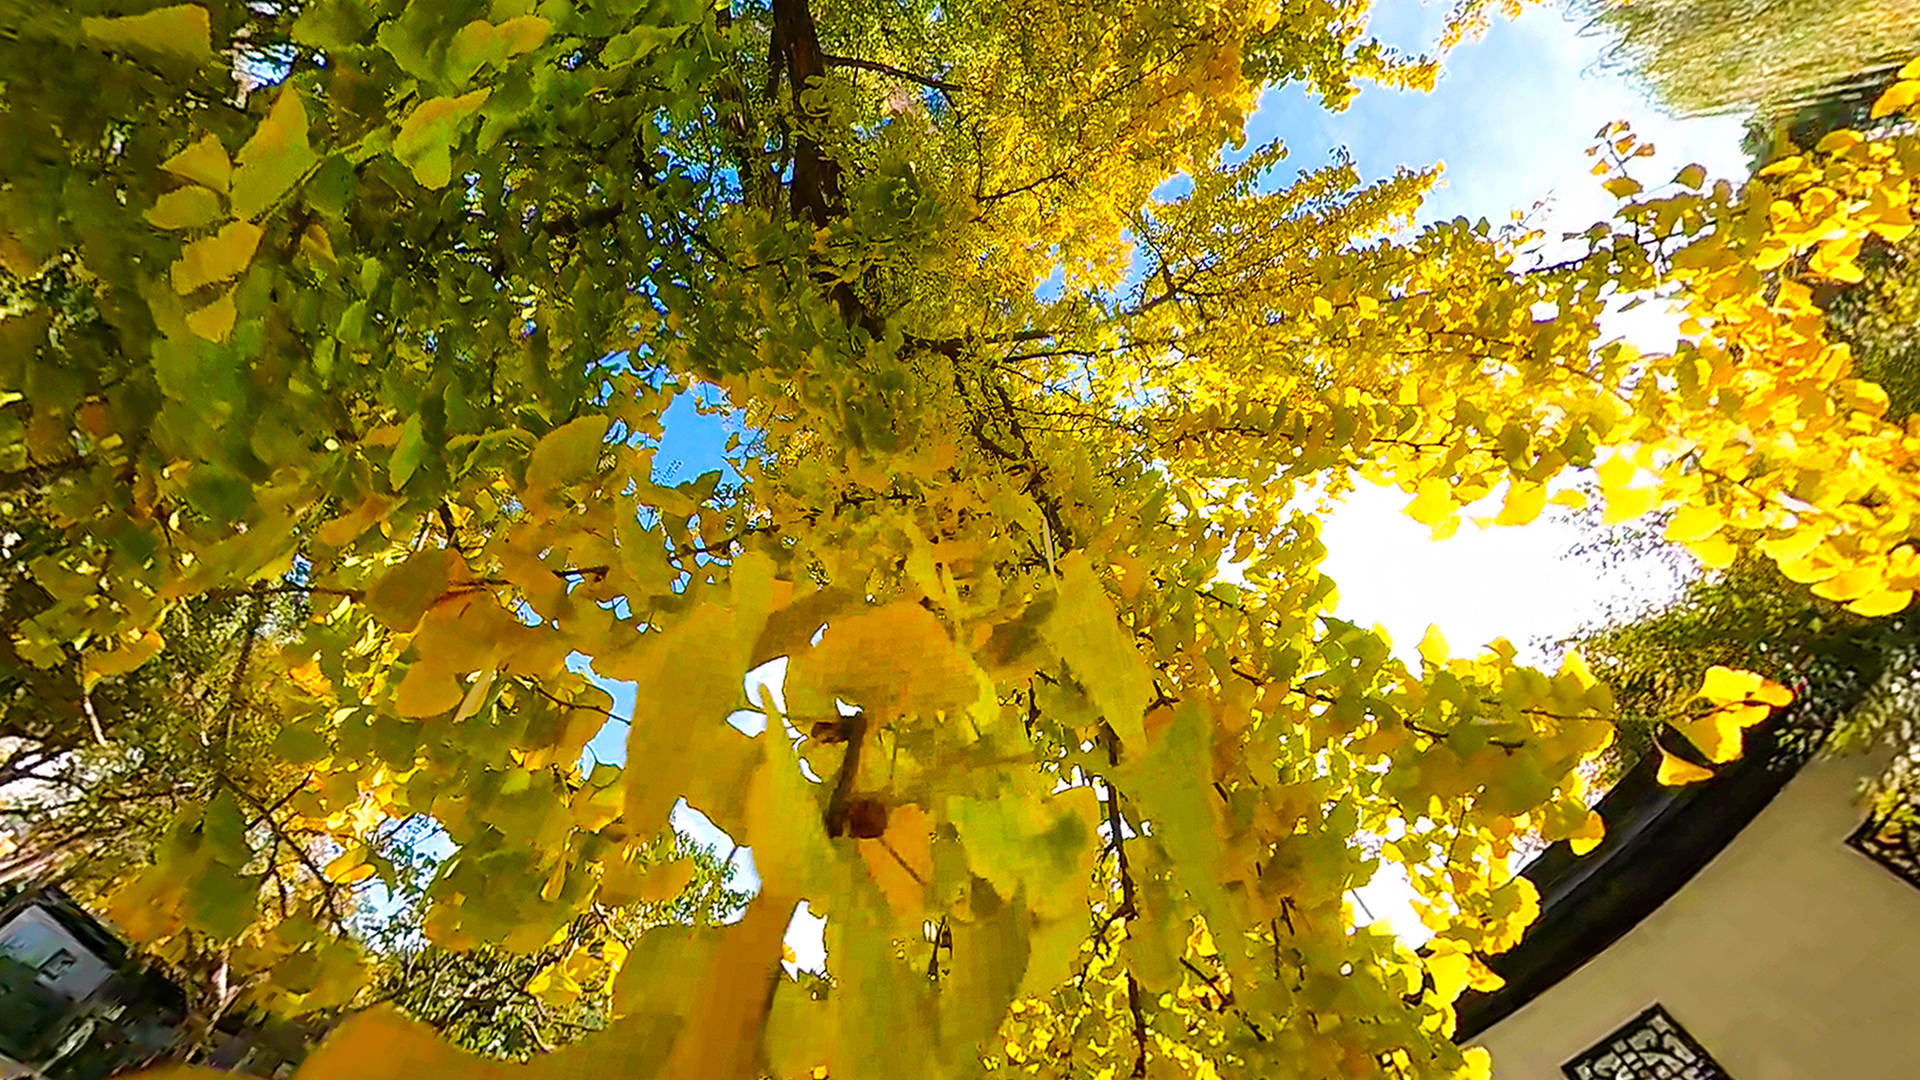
1472, 752, 1920, 1079
0, 906, 114, 1002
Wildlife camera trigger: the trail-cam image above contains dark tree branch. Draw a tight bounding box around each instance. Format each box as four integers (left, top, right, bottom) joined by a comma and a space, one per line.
822, 53, 964, 94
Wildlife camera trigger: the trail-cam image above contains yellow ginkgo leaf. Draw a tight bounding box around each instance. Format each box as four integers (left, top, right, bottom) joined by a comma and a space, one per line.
526, 415, 611, 491
230, 89, 318, 220
162, 133, 231, 193
170, 220, 263, 294
1696, 664, 1761, 704
1676, 702, 1769, 763
1664, 504, 1722, 543
1656, 749, 1714, 785
82, 4, 213, 66
1811, 565, 1882, 602
1495, 480, 1546, 526
394, 661, 462, 718
323, 848, 375, 885
1423, 944, 1472, 1005
1848, 590, 1913, 617
1871, 80, 1920, 120
185, 290, 237, 341
146, 186, 224, 231
1688, 533, 1738, 570
1601, 483, 1658, 525
1404, 477, 1455, 529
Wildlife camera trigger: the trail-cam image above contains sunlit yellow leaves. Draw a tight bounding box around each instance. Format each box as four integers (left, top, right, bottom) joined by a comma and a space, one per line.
1663, 505, 1722, 543
1594, 454, 1659, 525
1848, 590, 1913, 617
315, 494, 395, 548
24, 6, 1920, 1076
623, 601, 767, 835
392, 90, 492, 189
859, 802, 934, 917
170, 220, 262, 294
1871, 79, 1920, 120
1423, 941, 1472, 1005
949, 788, 1098, 919
1454, 1046, 1496, 1080
1656, 749, 1714, 785
1494, 480, 1546, 526
1686, 533, 1739, 570
1809, 233, 1865, 282
1479, 876, 1540, 952
324, 846, 376, 886
661, 896, 793, 1080
1542, 797, 1606, 855
1041, 553, 1154, 745
1672, 666, 1791, 763
1403, 477, 1459, 536
82, 4, 213, 66
1696, 665, 1792, 708
1810, 565, 1880, 602
796, 600, 981, 719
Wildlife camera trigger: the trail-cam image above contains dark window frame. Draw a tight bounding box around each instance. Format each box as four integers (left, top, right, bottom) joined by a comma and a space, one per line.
1561, 1003, 1732, 1080
36, 947, 77, 981
1848, 797, 1920, 891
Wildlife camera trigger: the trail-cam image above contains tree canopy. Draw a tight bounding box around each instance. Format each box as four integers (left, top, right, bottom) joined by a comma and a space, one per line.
3, 1, 1919, 1077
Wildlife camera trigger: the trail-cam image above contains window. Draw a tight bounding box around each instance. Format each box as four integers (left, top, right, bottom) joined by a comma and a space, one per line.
1848, 790, 1920, 891
1561, 1004, 1732, 1080
36, 948, 77, 981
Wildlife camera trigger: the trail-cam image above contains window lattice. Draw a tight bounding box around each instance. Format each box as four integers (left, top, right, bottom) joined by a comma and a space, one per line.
1561, 1005, 1732, 1080
1848, 790, 1920, 891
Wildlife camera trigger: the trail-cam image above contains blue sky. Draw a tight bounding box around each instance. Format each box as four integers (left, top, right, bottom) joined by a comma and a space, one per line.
574, 0, 1754, 951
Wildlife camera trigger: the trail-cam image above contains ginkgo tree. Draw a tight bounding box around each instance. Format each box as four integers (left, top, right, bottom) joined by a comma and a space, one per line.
3, 0, 1917, 1076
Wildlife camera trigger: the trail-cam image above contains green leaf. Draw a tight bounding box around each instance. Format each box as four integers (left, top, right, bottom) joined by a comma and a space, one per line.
389, 414, 428, 490
602, 24, 683, 68
187, 862, 262, 940
291, 0, 374, 49
445, 16, 552, 87
948, 787, 1096, 919
183, 463, 254, 521
392, 90, 492, 189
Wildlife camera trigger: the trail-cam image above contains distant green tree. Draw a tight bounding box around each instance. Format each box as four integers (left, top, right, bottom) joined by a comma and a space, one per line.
1568, 554, 1918, 778
351, 823, 751, 1061
1577, 0, 1919, 121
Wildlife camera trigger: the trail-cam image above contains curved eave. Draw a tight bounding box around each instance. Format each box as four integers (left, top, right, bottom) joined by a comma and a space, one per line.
1454, 724, 1807, 1041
